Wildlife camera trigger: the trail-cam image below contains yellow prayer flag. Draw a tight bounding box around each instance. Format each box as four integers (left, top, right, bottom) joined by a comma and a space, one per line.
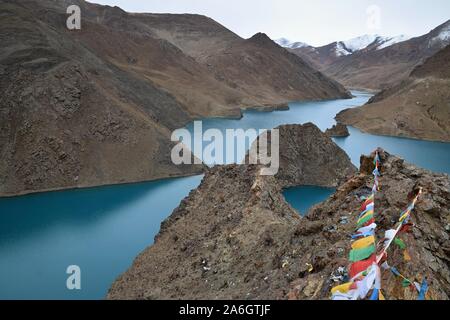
351, 235, 375, 249
331, 282, 353, 294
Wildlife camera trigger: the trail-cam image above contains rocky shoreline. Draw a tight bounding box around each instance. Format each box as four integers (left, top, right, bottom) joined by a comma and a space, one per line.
0, 171, 204, 198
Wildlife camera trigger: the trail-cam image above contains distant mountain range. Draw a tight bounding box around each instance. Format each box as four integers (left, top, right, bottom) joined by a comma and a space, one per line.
276, 34, 411, 54
276, 20, 450, 90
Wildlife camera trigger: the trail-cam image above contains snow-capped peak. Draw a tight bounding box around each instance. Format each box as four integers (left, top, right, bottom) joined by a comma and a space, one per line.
333, 34, 411, 56
274, 38, 309, 49
341, 34, 380, 52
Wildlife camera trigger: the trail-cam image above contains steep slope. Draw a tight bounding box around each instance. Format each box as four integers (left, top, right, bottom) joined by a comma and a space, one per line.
0, 0, 350, 196
336, 45, 450, 142
79, 4, 350, 112
289, 20, 450, 90
107, 143, 450, 299
0, 0, 204, 196
121, 12, 351, 103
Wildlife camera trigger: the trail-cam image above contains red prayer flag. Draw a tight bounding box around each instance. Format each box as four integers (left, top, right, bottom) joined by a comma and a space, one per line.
349, 254, 376, 278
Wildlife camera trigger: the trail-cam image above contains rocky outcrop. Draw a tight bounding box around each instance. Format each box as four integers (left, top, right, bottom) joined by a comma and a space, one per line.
336, 45, 450, 142
108, 146, 450, 300
325, 123, 350, 137
246, 123, 356, 188
0, 0, 350, 196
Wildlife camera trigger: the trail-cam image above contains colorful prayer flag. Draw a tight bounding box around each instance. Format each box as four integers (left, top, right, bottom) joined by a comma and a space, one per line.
351, 235, 375, 249
349, 244, 376, 262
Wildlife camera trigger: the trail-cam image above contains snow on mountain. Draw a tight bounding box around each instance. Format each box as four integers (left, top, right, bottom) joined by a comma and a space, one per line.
377, 35, 411, 50
335, 42, 352, 56
333, 34, 411, 56
341, 34, 380, 52
274, 38, 309, 49
276, 29, 439, 57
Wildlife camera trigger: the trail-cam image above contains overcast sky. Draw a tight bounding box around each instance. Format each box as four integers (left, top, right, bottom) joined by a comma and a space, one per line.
92, 0, 450, 46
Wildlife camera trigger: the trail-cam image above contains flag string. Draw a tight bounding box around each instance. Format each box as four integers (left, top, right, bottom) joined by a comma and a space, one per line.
330, 150, 426, 300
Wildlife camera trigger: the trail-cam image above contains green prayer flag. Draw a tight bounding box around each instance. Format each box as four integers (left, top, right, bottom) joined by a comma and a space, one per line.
394, 237, 406, 250
357, 214, 374, 228
349, 244, 376, 262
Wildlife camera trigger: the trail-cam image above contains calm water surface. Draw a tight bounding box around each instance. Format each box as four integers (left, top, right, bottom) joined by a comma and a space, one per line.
283, 186, 336, 216
0, 176, 202, 299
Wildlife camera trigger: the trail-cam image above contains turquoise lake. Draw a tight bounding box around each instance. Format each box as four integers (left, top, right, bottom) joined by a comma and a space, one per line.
1, 91, 449, 299
282, 186, 336, 216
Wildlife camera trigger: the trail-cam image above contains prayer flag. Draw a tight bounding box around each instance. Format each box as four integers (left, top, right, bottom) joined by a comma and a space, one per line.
351, 235, 375, 249
349, 244, 376, 262
349, 254, 376, 278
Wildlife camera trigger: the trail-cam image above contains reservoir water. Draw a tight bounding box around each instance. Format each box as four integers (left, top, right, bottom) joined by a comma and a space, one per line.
282, 186, 336, 216
1, 91, 449, 299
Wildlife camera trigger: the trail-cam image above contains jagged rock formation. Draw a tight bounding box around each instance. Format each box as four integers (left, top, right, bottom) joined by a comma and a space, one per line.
336, 45, 450, 142
246, 123, 356, 188
0, 0, 351, 196
325, 123, 350, 137
108, 148, 450, 300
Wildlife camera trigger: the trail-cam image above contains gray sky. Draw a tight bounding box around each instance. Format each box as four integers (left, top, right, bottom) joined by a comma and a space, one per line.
92, 0, 450, 46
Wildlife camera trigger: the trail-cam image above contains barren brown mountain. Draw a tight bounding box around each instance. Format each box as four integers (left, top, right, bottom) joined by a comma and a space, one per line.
337, 45, 450, 142
291, 20, 450, 90
0, 0, 350, 196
